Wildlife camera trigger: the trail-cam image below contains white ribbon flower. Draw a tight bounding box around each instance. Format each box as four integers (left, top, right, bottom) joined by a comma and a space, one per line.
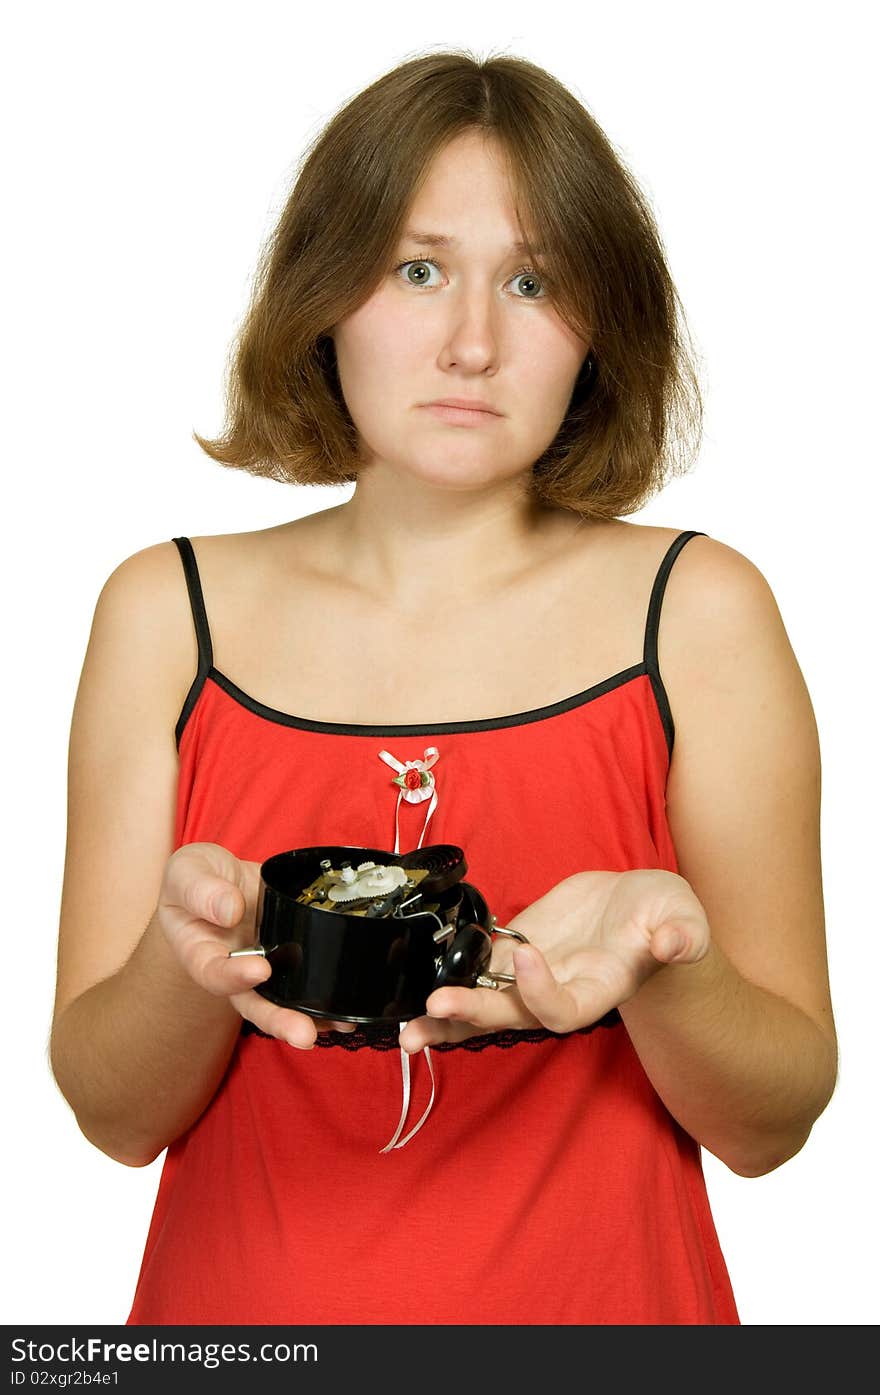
376, 746, 440, 855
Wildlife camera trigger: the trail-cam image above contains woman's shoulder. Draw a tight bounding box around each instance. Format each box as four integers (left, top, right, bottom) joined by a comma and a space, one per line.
626, 526, 792, 722
111, 523, 315, 623
561, 523, 780, 694
631, 524, 780, 628
559, 519, 762, 608
594, 520, 770, 601
182, 516, 333, 591
93, 537, 219, 722
607, 519, 753, 568
122, 523, 329, 715
100, 517, 330, 635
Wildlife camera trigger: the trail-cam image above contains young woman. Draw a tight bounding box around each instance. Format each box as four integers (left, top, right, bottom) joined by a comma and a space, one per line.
49, 51, 837, 1325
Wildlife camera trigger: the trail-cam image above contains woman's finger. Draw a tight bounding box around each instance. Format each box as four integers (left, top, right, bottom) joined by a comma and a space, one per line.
648, 917, 709, 965
175, 932, 270, 997
415, 981, 540, 1037
229, 988, 320, 1049
398, 1015, 490, 1052
228, 990, 356, 1044
512, 945, 619, 1034
170, 856, 245, 931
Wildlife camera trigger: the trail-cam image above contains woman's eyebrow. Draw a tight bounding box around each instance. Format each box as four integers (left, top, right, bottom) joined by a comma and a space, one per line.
401, 229, 544, 255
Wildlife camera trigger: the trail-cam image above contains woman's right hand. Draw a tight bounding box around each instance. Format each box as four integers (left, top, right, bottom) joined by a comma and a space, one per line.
157, 841, 355, 1048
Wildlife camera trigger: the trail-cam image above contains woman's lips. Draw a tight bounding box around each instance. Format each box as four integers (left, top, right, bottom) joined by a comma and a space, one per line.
420, 403, 502, 425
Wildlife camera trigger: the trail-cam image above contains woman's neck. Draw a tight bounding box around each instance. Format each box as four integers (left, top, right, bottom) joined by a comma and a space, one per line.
313, 468, 590, 614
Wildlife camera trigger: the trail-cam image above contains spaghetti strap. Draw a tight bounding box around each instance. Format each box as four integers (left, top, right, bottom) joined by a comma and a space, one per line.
643, 530, 708, 759
171, 536, 214, 748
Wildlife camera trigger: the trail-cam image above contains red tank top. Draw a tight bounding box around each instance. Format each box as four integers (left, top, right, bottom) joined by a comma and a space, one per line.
125, 528, 740, 1325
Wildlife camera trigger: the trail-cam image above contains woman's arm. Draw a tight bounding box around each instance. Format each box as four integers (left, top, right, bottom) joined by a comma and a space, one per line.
618, 537, 838, 1176
388, 534, 838, 1180
617, 939, 836, 1176
50, 911, 244, 1168
49, 544, 242, 1167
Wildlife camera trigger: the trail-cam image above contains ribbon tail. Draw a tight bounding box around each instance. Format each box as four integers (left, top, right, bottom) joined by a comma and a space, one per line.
392, 788, 404, 856
392, 1046, 435, 1149
415, 788, 438, 850
378, 1025, 412, 1154
378, 1036, 437, 1154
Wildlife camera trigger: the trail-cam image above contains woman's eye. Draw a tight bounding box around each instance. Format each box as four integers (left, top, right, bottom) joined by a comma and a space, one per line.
393, 259, 547, 300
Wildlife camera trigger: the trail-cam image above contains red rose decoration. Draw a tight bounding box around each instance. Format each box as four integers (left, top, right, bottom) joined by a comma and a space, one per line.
403, 768, 423, 791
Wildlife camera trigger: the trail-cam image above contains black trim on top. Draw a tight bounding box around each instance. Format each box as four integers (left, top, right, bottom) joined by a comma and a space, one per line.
171, 537, 213, 749
170, 529, 708, 757
642, 530, 707, 760
204, 660, 648, 741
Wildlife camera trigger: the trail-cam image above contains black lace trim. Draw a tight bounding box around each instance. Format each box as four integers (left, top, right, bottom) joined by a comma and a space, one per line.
239, 1009, 621, 1051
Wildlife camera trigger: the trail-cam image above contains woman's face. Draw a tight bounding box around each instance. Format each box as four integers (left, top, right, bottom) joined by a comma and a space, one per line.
330, 129, 590, 495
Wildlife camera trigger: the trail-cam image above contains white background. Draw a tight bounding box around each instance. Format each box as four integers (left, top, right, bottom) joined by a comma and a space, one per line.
3, 0, 877, 1327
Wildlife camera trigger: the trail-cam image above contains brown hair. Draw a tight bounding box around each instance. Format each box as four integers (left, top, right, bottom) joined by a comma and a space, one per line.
194, 48, 703, 519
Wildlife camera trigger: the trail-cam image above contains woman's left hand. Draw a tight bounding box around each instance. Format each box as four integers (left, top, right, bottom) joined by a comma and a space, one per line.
398, 868, 712, 1053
